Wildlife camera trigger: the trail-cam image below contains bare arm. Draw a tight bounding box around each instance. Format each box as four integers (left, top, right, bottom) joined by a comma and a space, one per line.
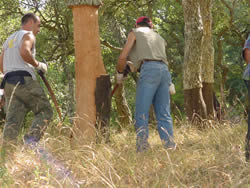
19, 33, 39, 68
244, 48, 250, 64
0, 49, 4, 73
116, 31, 136, 72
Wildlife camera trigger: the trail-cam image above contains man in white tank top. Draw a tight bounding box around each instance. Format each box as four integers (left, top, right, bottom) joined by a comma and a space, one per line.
0, 13, 53, 156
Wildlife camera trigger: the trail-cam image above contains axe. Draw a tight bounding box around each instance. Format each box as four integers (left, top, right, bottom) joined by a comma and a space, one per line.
38, 59, 62, 121
111, 61, 135, 97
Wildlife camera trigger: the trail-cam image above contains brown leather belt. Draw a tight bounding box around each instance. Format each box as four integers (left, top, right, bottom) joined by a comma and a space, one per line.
143, 59, 163, 62
141, 59, 163, 66
139, 59, 163, 72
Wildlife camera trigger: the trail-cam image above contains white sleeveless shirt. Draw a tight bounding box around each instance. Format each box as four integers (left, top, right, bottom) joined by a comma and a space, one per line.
3, 30, 37, 80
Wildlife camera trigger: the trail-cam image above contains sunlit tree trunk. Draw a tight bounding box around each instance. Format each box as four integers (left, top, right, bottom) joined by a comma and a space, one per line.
110, 32, 133, 128
216, 32, 229, 120
115, 85, 132, 129
61, 57, 76, 123
200, 0, 215, 120
67, 0, 107, 145
147, 0, 153, 19
182, 0, 207, 122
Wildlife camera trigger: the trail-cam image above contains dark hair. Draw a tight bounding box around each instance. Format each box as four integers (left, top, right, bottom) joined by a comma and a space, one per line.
137, 21, 151, 28
136, 17, 152, 28
21, 13, 38, 25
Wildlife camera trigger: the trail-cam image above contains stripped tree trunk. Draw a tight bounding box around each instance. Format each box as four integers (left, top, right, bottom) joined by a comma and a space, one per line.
100, 23, 133, 129
200, 0, 215, 120
61, 57, 76, 123
67, 0, 107, 145
216, 32, 229, 120
114, 84, 132, 129
182, 0, 207, 122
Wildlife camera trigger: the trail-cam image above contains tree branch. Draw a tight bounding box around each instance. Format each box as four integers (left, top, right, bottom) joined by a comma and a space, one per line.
100, 39, 122, 51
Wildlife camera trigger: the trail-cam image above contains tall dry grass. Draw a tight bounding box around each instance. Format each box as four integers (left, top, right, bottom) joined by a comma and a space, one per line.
0, 120, 249, 188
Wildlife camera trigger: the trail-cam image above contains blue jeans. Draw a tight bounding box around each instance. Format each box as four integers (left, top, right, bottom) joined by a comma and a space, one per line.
135, 61, 175, 152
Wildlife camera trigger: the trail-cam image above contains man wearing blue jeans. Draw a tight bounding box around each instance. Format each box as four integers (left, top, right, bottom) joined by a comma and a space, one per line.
242, 33, 250, 161
116, 16, 176, 152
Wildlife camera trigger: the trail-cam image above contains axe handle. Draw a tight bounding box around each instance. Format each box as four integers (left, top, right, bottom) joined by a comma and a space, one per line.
38, 71, 62, 121
110, 84, 119, 97
111, 64, 131, 97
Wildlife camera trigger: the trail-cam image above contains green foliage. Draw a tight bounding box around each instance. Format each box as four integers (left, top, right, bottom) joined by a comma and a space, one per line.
212, 0, 249, 113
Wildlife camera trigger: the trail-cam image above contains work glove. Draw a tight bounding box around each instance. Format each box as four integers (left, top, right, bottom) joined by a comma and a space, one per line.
116, 72, 126, 84
36, 62, 47, 73
169, 83, 176, 95
126, 61, 136, 73
0, 89, 4, 101
116, 61, 135, 84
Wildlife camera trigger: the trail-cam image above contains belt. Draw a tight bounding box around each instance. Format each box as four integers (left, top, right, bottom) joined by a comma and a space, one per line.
143, 59, 163, 62
141, 59, 163, 66
0, 70, 32, 89
138, 59, 163, 72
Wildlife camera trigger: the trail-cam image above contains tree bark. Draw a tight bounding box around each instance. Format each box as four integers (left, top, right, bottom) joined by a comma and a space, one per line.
68, 2, 106, 146
67, 0, 102, 6
202, 83, 214, 119
147, 0, 153, 19
114, 84, 132, 129
184, 88, 207, 122
182, 0, 207, 121
95, 75, 111, 143
200, 0, 215, 120
61, 57, 76, 123
216, 33, 229, 120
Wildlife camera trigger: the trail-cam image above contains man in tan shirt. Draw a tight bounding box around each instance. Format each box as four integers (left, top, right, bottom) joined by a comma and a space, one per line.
116, 16, 176, 152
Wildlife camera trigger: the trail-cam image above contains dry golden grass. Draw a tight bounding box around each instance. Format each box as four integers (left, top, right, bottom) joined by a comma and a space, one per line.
0, 120, 249, 188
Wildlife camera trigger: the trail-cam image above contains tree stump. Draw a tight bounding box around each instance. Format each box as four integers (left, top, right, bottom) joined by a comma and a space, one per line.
95, 75, 111, 143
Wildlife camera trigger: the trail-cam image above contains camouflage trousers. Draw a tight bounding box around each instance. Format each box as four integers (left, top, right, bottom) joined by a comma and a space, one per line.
2, 76, 53, 147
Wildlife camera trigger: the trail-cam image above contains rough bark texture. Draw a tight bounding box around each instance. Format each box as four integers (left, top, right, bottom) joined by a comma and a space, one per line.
182, 0, 207, 120
67, 0, 102, 7
202, 82, 214, 119
114, 84, 132, 129
184, 88, 207, 123
95, 75, 111, 143
216, 33, 229, 120
61, 58, 75, 123
182, 0, 203, 90
200, 0, 214, 84
70, 5, 106, 145
213, 92, 221, 120
200, 0, 215, 119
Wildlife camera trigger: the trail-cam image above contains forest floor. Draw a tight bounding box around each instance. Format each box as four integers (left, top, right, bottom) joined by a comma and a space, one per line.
0, 120, 249, 188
